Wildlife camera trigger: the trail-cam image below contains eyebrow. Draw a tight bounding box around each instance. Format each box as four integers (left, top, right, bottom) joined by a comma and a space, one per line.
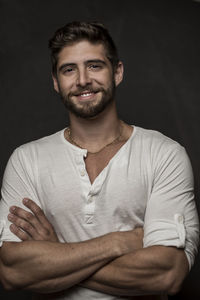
58, 59, 107, 73
86, 59, 106, 65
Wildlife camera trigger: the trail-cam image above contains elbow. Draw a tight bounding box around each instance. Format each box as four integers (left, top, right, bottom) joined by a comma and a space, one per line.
166, 282, 181, 296
0, 260, 25, 291
0, 264, 17, 291
165, 281, 181, 296
0, 243, 26, 291
163, 269, 187, 296
1, 266, 28, 291
166, 277, 183, 296
162, 252, 189, 295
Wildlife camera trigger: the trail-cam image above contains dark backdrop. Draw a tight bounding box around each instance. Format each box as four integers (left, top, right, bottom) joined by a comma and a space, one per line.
0, 0, 199, 299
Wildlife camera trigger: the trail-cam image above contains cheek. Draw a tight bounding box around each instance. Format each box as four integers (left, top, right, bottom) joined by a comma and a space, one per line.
94, 72, 113, 86
58, 78, 74, 92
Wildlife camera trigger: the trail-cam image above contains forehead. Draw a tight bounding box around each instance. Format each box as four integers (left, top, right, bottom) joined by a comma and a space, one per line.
57, 40, 109, 66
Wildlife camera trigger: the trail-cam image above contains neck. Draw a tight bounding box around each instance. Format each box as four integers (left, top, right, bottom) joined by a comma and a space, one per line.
66, 102, 121, 152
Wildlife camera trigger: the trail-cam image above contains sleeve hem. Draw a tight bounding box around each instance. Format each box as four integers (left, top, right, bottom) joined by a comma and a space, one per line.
143, 214, 197, 270
144, 214, 186, 248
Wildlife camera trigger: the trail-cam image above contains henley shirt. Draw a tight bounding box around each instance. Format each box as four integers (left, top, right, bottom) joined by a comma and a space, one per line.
0, 126, 199, 299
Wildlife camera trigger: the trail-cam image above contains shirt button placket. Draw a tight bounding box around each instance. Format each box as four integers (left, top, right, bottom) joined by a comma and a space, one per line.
84, 194, 96, 225
80, 169, 86, 177
87, 196, 93, 203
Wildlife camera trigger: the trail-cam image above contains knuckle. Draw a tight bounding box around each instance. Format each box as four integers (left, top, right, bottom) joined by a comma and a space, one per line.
26, 212, 34, 221
46, 223, 53, 231
16, 207, 24, 216
25, 199, 43, 214
13, 226, 22, 236
33, 205, 43, 216
10, 224, 17, 233
17, 230, 29, 241
35, 206, 42, 214
40, 228, 49, 237
15, 227, 21, 236
23, 222, 32, 232
13, 207, 20, 215
19, 220, 25, 228
10, 224, 29, 241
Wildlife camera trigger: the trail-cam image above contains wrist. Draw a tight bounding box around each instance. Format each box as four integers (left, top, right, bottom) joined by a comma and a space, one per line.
101, 232, 124, 258
107, 232, 129, 257
111, 229, 144, 256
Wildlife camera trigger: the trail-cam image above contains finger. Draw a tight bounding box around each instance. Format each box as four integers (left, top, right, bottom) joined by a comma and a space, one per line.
22, 198, 53, 230
9, 205, 42, 233
8, 213, 36, 238
22, 200, 59, 242
9, 223, 32, 241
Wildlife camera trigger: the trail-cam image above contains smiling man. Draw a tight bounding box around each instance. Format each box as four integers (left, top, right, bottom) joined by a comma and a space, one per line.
0, 21, 199, 300
55, 41, 117, 119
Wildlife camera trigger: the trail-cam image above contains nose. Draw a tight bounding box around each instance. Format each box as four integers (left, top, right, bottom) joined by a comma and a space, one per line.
76, 68, 91, 87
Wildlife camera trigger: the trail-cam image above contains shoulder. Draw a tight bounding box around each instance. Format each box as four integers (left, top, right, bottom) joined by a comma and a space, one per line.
131, 126, 192, 172
10, 129, 66, 164
133, 126, 184, 155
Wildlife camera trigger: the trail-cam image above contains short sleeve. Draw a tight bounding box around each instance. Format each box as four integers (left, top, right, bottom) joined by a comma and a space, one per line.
143, 144, 199, 270
0, 146, 40, 246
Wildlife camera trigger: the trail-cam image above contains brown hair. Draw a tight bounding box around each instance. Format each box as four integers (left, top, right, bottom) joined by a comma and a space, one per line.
48, 21, 119, 76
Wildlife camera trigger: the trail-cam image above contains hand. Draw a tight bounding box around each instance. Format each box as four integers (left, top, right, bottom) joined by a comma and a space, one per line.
117, 227, 144, 254
8, 198, 59, 242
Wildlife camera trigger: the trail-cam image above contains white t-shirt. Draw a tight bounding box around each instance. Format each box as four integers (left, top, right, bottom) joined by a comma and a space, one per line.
0, 126, 199, 299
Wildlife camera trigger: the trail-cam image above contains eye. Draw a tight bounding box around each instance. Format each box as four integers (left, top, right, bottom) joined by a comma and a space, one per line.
61, 65, 76, 75
63, 67, 73, 73
88, 64, 102, 70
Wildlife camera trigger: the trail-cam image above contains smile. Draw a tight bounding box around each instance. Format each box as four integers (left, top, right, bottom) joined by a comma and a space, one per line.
80, 92, 93, 97
75, 90, 99, 101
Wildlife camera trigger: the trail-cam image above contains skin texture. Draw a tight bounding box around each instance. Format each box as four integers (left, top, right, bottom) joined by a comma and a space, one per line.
53, 40, 124, 155
1, 199, 144, 294
53, 41, 122, 119
0, 41, 189, 298
2, 199, 188, 298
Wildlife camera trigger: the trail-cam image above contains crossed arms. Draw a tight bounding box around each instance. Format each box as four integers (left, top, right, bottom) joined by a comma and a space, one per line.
0, 144, 198, 297
0, 199, 189, 297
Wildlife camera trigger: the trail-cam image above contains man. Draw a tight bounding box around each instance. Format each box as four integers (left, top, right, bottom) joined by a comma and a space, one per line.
0, 21, 199, 299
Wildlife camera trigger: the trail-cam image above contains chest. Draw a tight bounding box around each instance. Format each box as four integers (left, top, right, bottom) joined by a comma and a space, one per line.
85, 141, 126, 184
37, 145, 151, 241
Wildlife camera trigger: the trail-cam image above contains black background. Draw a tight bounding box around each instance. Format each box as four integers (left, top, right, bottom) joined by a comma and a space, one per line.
0, 0, 200, 299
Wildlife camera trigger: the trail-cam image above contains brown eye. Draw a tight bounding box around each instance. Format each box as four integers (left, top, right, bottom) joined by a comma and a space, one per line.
64, 67, 73, 73
89, 64, 101, 70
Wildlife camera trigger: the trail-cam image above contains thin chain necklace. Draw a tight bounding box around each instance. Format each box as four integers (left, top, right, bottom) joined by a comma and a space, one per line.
67, 120, 124, 154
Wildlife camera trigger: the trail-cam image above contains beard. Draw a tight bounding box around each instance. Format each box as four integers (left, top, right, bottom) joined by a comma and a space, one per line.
59, 80, 116, 119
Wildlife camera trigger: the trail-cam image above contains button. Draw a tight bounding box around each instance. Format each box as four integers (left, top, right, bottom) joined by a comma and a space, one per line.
80, 169, 85, 176
75, 157, 81, 164
85, 214, 93, 224
87, 196, 93, 204
178, 215, 184, 223
174, 214, 184, 224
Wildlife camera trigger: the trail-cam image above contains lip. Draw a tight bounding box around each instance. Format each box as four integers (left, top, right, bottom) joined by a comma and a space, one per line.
75, 90, 98, 101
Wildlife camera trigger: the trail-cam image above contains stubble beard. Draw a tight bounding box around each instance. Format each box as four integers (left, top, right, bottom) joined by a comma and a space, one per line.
59, 80, 116, 119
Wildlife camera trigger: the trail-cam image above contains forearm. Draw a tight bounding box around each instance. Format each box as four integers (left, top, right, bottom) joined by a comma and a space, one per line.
1, 200, 144, 294
24, 260, 106, 293
0, 232, 124, 293
81, 246, 189, 296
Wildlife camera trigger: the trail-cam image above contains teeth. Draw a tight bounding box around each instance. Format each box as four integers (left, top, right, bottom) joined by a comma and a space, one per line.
81, 92, 92, 97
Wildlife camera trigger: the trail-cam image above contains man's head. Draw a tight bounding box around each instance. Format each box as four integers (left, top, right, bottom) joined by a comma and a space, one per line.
49, 21, 119, 77
49, 22, 123, 119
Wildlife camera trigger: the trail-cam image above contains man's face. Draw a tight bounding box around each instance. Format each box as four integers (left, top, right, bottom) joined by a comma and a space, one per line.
53, 40, 123, 119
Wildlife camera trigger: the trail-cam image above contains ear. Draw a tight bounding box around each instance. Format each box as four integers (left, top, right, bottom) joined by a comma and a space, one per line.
114, 61, 124, 87
52, 73, 59, 93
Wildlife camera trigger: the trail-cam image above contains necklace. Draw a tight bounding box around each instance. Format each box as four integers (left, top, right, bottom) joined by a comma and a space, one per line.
67, 120, 124, 154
